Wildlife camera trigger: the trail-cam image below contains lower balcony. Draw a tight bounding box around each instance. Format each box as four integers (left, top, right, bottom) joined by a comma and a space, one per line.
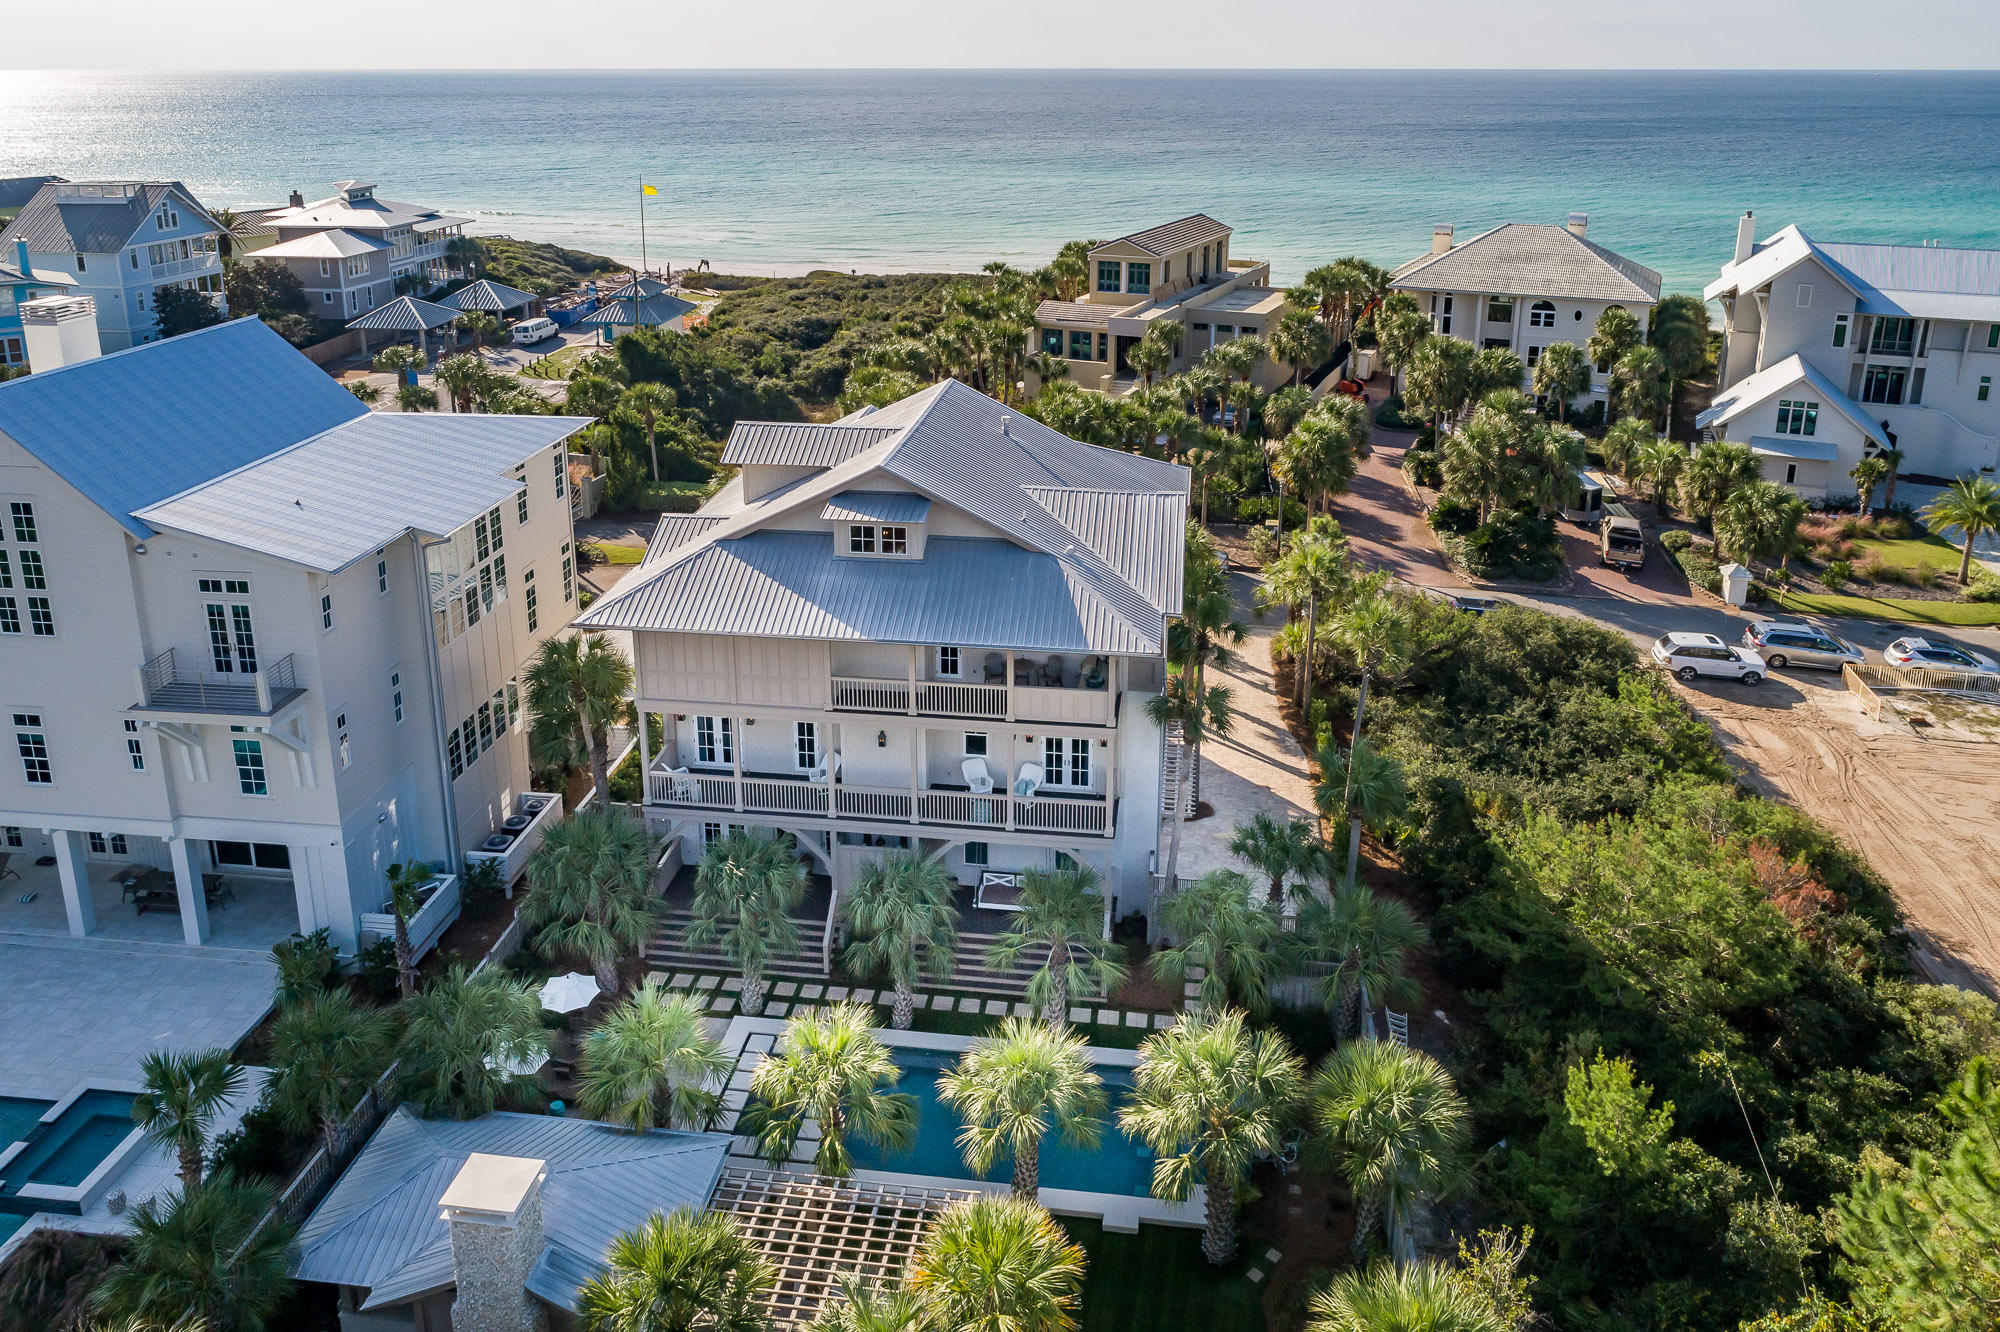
644, 765, 1113, 837
131, 648, 305, 719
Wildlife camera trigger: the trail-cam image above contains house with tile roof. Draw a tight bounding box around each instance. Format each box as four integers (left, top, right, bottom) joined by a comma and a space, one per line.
242, 181, 472, 322
576, 378, 1187, 933
0, 181, 228, 352
1030, 214, 1293, 395
1389, 214, 1663, 412
0, 317, 586, 955
1703, 211, 2000, 500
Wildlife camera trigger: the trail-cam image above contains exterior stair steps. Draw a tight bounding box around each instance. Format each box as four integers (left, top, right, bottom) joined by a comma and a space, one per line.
644, 907, 829, 981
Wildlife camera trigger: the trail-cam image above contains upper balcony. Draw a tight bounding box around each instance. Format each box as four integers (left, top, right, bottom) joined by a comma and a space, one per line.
644, 761, 1114, 838
830, 652, 1117, 727
132, 648, 305, 721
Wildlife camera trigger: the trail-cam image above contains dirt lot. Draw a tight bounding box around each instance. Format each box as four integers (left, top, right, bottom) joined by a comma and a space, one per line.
1678, 671, 2000, 996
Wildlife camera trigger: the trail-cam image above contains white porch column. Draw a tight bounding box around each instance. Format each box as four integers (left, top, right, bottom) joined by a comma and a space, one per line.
637, 708, 652, 787
168, 836, 210, 946
49, 828, 92, 937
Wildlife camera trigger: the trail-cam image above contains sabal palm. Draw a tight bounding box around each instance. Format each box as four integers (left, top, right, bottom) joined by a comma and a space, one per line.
384, 859, 431, 1001
133, 1049, 245, 1190
398, 963, 551, 1120
687, 828, 809, 1016
1312, 1041, 1470, 1264
578, 980, 731, 1131
576, 1207, 774, 1332
1468, 347, 1524, 402
266, 989, 393, 1159
1715, 480, 1806, 566
806, 1272, 930, 1332
1315, 735, 1409, 886
1634, 435, 1687, 509
622, 382, 678, 481
1281, 397, 1372, 514
1261, 524, 1352, 706
523, 632, 635, 800
1375, 313, 1434, 393
988, 866, 1126, 1026
1877, 444, 1909, 510
1586, 305, 1642, 371
1679, 440, 1760, 524
1263, 383, 1314, 441
1307, 1261, 1506, 1332
1611, 345, 1670, 428
1270, 309, 1333, 386
1530, 341, 1590, 421
1301, 878, 1425, 1039
1921, 476, 2000, 584
434, 354, 484, 412
909, 1195, 1088, 1332
939, 1017, 1106, 1198
1228, 812, 1323, 908
1600, 416, 1656, 482
1154, 870, 1280, 1015
1403, 336, 1474, 434
842, 853, 959, 1029
1146, 671, 1234, 897
1523, 422, 1586, 517
1849, 455, 1890, 512
1121, 1009, 1305, 1264
89, 1175, 293, 1332
1128, 335, 1172, 388
1439, 404, 1524, 523
741, 1002, 916, 1175
522, 808, 661, 997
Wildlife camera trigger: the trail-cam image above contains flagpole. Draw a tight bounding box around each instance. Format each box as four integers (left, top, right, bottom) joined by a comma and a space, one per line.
639, 181, 649, 279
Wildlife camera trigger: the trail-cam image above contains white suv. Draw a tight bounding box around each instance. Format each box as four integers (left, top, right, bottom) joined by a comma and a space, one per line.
1652, 631, 1766, 686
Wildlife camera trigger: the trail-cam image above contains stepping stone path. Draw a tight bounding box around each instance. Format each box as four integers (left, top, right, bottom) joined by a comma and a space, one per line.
641, 972, 1178, 1034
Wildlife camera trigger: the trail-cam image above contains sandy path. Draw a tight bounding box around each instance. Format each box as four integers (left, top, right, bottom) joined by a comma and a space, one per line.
1686, 679, 2000, 996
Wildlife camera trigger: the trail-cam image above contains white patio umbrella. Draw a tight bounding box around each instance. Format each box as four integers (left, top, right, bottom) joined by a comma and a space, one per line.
483, 1046, 552, 1078
539, 972, 602, 1014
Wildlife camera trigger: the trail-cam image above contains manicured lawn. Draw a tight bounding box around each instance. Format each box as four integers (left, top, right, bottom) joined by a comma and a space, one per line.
1850, 532, 1967, 573
1061, 1219, 1267, 1332
1769, 587, 2000, 626
583, 540, 644, 565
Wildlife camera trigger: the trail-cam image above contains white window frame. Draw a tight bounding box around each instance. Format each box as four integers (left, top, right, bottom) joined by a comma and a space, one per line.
964, 731, 987, 757
391, 671, 405, 725
1528, 300, 1557, 329
795, 721, 820, 773
124, 718, 144, 771
1041, 735, 1091, 789
14, 713, 50, 785
848, 524, 877, 555
376, 558, 389, 595
937, 646, 960, 678
321, 592, 334, 632
694, 715, 733, 767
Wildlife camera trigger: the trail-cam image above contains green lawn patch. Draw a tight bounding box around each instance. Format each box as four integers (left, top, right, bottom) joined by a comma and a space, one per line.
1768, 587, 2000, 626
583, 540, 644, 566
1062, 1219, 1266, 1332
1850, 532, 1966, 573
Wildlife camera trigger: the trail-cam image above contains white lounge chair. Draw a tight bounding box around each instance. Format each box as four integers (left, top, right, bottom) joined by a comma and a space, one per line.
809, 751, 842, 784
962, 757, 994, 794
664, 766, 697, 801
1014, 762, 1044, 802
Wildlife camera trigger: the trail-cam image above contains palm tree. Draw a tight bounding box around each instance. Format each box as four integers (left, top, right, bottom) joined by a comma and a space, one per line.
1306, 1261, 1507, 1332
806, 1272, 929, 1332
842, 852, 959, 1030
395, 383, 438, 413
523, 632, 634, 802
1679, 440, 1761, 526
204, 206, 260, 263
1277, 397, 1372, 515
1610, 345, 1670, 429
1270, 309, 1333, 387
433, 353, 484, 413
1877, 444, 1909, 511
740, 1002, 916, 1176
1403, 337, 1474, 437
1649, 292, 1713, 436
1324, 581, 1417, 881
1849, 456, 1891, 512
1600, 416, 1656, 483
446, 234, 483, 279
132, 1050, 245, 1191
1146, 671, 1233, 898
1127, 334, 1173, 389
1261, 522, 1352, 708
987, 866, 1127, 1028
1634, 435, 1688, 510
1228, 813, 1323, 909
1586, 305, 1642, 375
1439, 401, 1522, 525
383, 859, 431, 1002
576, 1207, 774, 1332
1467, 347, 1525, 403
1263, 383, 1314, 442
909, 1195, 1088, 1332
399, 963, 551, 1120
1531, 341, 1590, 422
265, 988, 393, 1160
1302, 878, 1425, 1040
1521, 421, 1587, 518
89, 1176, 293, 1332
1154, 870, 1280, 1015
1313, 1041, 1470, 1264
687, 828, 809, 1016
1314, 737, 1409, 891
622, 383, 679, 482
567, 371, 628, 423
939, 1017, 1106, 1198
578, 980, 730, 1132
1122, 1009, 1305, 1264
373, 342, 424, 386
1921, 477, 2000, 585
522, 808, 660, 998
347, 380, 381, 405
1374, 314, 1434, 396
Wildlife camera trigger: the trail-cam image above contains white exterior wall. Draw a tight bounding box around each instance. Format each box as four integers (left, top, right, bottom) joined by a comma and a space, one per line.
1425, 287, 1655, 405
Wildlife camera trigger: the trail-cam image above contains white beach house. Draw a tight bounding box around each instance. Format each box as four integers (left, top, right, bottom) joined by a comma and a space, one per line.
0, 317, 585, 953
575, 379, 1186, 930
1389, 214, 1663, 411
242, 181, 473, 319
1701, 212, 2000, 501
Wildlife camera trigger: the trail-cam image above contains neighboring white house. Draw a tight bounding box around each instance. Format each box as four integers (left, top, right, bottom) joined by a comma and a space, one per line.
0, 181, 227, 352
1389, 214, 1663, 411
1702, 212, 2000, 501
0, 317, 586, 952
242, 181, 472, 321
575, 378, 1186, 926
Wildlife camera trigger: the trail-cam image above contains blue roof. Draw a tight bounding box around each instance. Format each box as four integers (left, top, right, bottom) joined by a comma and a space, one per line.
0, 317, 367, 540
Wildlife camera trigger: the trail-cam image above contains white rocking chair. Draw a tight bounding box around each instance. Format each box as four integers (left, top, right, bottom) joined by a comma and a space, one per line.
962, 757, 994, 794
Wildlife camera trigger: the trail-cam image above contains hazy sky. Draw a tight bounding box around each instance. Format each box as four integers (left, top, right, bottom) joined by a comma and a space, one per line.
9, 0, 2000, 70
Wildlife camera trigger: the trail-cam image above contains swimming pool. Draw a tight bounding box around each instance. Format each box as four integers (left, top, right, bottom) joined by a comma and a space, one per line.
0, 1097, 54, 1148
0, 1091, 140, 1191
844, 1048, 1158, 1197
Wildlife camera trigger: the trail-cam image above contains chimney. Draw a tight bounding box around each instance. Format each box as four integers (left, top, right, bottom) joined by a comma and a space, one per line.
21, 295, 100, 372
1734, 210, 1757, 264
12, 239, 29, 277
1566, 212, 1589, 239
1431, 224, 1454, 255
288, 189, 304, 209
441, 1154, 550, 1332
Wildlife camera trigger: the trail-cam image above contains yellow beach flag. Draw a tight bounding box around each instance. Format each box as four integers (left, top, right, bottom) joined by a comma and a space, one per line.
641, 184, 657, 196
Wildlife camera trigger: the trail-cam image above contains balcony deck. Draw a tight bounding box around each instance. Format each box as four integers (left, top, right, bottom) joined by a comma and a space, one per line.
646, 766, 1113, 838
131, 649, 304, 720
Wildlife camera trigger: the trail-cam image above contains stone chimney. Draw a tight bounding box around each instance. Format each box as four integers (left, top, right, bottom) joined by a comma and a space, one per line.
1566, 212, 1589, 239
288, 189, 304, 209
1431, 224, 1454, 255
1734, 210, 1757, 264
441, 1154, 550, 1332
21, 295, 100, 372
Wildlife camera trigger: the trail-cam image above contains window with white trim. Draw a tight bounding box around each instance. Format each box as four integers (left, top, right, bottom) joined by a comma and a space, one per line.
199, 578, 256, 673
848, 524, 877, 554
125, 718, 144, 770
1042, 736, 1090, 788
561, 543, 574, 602
1834, 314, 1850, 349
321, 593, 334, 631
391, 671, 405, 725
1776, 399, 1818, 436
702, 821, 725, 849
448, 729, 463, 778
524, 568, 538, 632
231, 736, 266, 795
1528, 300, 1556, 328
964, 840, 989, 866
10, 502, 37, 544
795, 721, 819, 772
25, 598, 51, 636
1981, 375, 1992, 402
0, 599, 18, 635
937, 646, 960, 677
695, 715, 733, 767
554, 449, 567, 498
18, 551, 45, 589
14, 714, 50, 784
335, 711, 351, 769
964, 731, 987, 756
881, 525, 908, 555
517, 487, 530, 525
377, 558, 389, 595
505, 680, 520, 730
2, 828, 19, 848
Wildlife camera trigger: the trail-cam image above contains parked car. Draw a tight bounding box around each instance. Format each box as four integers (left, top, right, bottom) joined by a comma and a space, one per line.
1652, 631, 1765, 685
1741, 621, 1864, 672
1418, 587, 1499, 614
1883, 636, 2000, 674
510, 316, 560, 346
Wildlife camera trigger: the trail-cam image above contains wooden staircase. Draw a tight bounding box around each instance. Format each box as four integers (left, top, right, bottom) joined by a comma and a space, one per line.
644, 906, 830, 981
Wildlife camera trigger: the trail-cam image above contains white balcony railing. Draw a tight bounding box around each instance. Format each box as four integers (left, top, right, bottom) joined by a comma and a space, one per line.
831, 677, 911, 712
645, 767, 1110, 837
915, 680, 1008, 719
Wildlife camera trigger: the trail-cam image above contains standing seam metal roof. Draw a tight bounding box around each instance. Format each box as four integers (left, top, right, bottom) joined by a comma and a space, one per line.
348, 295, 464, 332
0, 181, 220, 255
821, 491, 934, 523
721, 423, 901, 467
440, 279, 540, 312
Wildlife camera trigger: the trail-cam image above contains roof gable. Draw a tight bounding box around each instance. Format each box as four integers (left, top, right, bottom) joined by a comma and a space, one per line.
1392, 222, 1662, 304
0, 181, 219, 256
1098, 214, 1232, 258
1695, 353, 1889, 447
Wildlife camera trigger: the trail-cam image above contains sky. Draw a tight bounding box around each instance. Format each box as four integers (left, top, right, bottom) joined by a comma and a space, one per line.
6, 0, 2000, 70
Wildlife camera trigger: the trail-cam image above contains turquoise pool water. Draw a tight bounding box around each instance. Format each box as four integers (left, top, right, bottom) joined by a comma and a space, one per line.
0, 1097, 54, 1148
844, 1048, 1157, 1197
0, 1214, 24, 1246
0, 1091, 138, 1191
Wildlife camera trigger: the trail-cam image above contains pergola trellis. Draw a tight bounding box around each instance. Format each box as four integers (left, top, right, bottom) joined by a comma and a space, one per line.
709, 1166, 983, 1326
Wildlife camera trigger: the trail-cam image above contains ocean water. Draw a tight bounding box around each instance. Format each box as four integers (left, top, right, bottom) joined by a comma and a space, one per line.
3, 70, 1999, 292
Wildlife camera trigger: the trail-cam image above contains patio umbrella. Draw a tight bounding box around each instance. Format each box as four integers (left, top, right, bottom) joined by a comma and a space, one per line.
539, 972, 601, 1013
483, 1046, 551, 1078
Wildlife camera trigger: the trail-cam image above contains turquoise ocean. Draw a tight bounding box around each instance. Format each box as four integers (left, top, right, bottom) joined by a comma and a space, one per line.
3, 70, 1998, 293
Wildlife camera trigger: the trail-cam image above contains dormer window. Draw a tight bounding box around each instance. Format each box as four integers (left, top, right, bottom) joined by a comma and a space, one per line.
848, 524, 876, 554
881, 525, 908, 554
828, 492, 928, 558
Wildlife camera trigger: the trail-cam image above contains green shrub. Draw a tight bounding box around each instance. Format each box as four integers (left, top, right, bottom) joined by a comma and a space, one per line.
354, 938, 400, 1003
208, 1091, 298, 1183
1658, 529, 1695, 554
1965, 567, 2000, 602
1459, 510, 1564, 581
1374, 393, 1422, 429
1234, 494, 1307, 528
1402, 448, 1443, 488
642, 480, 710, 514
1823, 558, 1854, 589
1428, 496, 1480, 536
1247, 523, 1283, 567
460, 858, 505, 919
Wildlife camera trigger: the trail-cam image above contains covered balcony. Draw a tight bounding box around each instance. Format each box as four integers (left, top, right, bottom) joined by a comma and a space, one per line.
828, 650, 1117, 727
642, 763, 1113, 838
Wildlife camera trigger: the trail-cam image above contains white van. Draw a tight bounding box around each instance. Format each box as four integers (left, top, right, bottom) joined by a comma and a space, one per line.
510, 317, 558, 347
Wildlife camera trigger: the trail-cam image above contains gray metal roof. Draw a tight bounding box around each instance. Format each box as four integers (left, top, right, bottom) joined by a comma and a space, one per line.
1101, 214, 1232, 258
0, 181, 220, 256
721, 423, 901, 467
1391, 223, 1662, 304
349, 296, 463, 332
265, 187, 460, 235
603, 276, 672, 300
441, 279, 540, 313
0, 317, 367, 541
1033, 299, 1116, 328
0, 176, 63, 210
1709, 224, 2000, 323
138, 411, 590, 572
581, 292, 696, 328
252, 230, 390, 260
294, 1108, 731, 1314
646, 513, 729, 561
1696, 353, 1890, 448
1748, 435, 1842, 463
821, 491, 932, 524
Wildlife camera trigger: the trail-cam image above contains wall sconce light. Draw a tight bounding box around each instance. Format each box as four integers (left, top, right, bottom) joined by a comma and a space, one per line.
671, 714, 684, 722
744, 718, 756, 727
1024, 734, 1035, 742
876, 731, 887, 748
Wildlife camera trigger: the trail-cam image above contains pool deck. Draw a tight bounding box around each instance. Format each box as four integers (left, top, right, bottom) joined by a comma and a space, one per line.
715, 1015, 1204, 1234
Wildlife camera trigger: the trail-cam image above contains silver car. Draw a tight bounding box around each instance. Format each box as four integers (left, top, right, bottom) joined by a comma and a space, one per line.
1742, 621, 1864, 672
